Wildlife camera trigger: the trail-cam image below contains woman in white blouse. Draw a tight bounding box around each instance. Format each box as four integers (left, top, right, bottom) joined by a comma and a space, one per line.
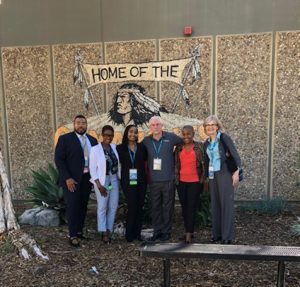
89, 125, 120, 243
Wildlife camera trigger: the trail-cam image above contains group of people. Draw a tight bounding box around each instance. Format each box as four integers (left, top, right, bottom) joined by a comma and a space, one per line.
55, 114, 241, 247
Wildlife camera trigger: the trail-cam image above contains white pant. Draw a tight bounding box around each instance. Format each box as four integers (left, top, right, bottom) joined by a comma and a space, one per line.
94, 174, 119, 232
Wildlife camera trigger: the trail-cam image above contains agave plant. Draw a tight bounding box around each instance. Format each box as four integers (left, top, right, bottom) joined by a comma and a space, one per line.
291, 217, 300, 236
26, 164, 65, 213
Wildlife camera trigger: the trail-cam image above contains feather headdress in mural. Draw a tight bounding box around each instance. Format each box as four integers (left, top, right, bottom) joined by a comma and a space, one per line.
108, 83, 168, 127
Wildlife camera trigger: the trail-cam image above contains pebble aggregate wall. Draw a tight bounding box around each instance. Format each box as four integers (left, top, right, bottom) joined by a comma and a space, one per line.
0, 60, 5, 154
1, 46, 54, 198
159, 37, 212, 121
0, 32, 299, 200
216, 33, 272, 200
272, 31, 300, 200
52, 43, 104, 127
105, 40, 157, 112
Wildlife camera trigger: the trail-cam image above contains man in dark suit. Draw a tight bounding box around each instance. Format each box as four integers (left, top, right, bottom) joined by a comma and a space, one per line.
55, 115, 98, 247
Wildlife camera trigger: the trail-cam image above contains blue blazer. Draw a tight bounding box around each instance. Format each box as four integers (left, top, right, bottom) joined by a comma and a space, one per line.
54, 131, 98, 189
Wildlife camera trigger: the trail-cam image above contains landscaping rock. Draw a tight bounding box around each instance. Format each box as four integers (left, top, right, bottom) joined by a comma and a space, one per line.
19, 207, 60, 227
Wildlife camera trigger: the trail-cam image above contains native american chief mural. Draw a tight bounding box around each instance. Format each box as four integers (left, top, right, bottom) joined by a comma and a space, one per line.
55, 45, 207, 143
108, 83, 168, 127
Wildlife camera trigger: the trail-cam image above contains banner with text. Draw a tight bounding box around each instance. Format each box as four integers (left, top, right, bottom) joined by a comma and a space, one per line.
83, 58, 191, 87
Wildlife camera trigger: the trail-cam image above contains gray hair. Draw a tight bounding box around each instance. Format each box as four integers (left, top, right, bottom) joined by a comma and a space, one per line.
149, 116, 163, 125
204, 115, 224, 132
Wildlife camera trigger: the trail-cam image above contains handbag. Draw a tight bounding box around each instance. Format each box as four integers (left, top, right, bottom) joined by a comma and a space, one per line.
220, 134, 244, 182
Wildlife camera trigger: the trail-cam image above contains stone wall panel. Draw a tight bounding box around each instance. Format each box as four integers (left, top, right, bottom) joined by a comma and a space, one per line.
2, 46, 54, 198
53, 43, 104, 127
273, 31, 300, 200
216, 33, 272, 200
104, 40, 157, 111
0, 56, 5, 155
159, 37, 212, 120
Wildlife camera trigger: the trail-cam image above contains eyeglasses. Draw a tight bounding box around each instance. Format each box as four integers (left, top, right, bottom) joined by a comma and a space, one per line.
205, 124, 217, 127
103, 133, 114, 137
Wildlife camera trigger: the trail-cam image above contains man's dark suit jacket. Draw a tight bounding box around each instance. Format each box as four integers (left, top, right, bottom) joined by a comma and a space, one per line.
55, 131, 98, 190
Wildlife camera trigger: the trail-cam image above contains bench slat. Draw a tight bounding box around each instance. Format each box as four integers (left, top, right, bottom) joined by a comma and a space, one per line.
140, 243, 300, 262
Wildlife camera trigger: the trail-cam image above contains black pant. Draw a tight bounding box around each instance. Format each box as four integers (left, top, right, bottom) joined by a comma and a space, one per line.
64, 173, 92, 237
122, 183, 146, 242
149, 181, 175, 236
177, 181, 202, 233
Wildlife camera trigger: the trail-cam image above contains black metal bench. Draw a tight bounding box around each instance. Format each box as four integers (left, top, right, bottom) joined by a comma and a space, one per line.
140, 243, 300, 287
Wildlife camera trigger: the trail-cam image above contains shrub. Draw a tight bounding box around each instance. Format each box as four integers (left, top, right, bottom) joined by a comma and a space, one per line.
291, 218, 300, 236
238, 196, 289, 216
196, 191, 211, 227
26, 164, 65, 219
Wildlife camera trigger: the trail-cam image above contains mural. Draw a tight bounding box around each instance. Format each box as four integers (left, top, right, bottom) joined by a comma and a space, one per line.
108, 83, 168, 127
55, 45, 206, 143
1, 33, 299, 200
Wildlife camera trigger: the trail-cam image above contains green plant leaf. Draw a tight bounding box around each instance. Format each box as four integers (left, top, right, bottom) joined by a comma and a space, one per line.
26, 164, 65, 215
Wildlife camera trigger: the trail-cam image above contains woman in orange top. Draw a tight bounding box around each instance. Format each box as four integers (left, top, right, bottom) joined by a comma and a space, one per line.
174, 125, 206, 243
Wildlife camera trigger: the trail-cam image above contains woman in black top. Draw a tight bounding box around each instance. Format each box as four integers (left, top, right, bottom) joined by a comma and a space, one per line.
117, 125, 148, 242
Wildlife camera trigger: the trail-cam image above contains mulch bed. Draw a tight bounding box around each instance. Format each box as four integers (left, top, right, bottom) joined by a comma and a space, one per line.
0, 205, 300, 287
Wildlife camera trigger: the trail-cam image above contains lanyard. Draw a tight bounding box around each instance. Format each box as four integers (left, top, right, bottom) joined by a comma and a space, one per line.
128, 146, 136, 168
152, 138, 163, 157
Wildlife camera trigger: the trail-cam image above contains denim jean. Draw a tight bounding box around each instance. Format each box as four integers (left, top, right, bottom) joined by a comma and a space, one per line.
94, 173, 119, 232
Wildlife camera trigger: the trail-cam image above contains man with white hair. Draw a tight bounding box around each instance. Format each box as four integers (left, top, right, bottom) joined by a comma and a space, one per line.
143, 116, 182, 241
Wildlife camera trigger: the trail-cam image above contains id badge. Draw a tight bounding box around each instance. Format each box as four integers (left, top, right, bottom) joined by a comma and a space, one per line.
106, 183, 112, 191
129, 169, 138, 185
153, 158, 162, 171
209, 165, 214, 179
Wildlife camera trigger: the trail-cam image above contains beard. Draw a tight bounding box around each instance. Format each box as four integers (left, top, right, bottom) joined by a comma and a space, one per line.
74, 127, 87, 135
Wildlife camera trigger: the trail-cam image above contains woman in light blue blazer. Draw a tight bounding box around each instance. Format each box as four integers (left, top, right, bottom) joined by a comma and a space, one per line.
89, 125, 120, 243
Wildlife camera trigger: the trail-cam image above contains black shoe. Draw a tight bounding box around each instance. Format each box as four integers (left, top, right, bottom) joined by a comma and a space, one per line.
221, 240, 232, 244
103, 233, 111, 244
160, 233, 171, 242
136, 235, 143, 242
146, 233, 161, 242
69, 237, 80, 247
211, 237, 222, 243
77, 233, 89, 240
